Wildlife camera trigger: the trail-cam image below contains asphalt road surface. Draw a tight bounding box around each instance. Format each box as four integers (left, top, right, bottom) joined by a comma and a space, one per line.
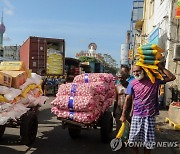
0, 97, 179, 154
0, 97, 121, 154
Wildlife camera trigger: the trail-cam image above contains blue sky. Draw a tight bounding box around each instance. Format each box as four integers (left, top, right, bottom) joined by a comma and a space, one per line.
0, 0, 134, 66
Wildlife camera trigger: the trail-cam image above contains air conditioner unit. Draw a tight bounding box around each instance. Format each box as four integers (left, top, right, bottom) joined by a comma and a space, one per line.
173, 43, 180, 61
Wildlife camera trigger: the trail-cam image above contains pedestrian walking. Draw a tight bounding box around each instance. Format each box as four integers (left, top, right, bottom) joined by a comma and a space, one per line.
121, 65, 134, 83
113, 71, 131, 134
120, 64, 176, 154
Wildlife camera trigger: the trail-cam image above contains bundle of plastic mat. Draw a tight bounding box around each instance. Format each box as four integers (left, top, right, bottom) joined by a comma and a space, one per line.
135, 44, 165, 83
51, 73, 115, 124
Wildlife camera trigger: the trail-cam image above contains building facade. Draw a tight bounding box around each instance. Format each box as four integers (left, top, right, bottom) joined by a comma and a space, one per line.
0, 12, 5, 56
3, 45, 20, 60
131, 0, 180, 105
129, 0, 144, 62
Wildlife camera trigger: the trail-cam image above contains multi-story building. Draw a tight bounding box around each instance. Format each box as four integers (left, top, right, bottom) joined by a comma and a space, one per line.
0, 12, 5, 56
133, 0, 180, 105
3, 45, 20, 60
129, 0, 144, 62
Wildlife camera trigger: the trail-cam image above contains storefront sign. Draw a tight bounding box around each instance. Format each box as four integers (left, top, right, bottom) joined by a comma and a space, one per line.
148, 28, 159, 44
175, 0, 180, 19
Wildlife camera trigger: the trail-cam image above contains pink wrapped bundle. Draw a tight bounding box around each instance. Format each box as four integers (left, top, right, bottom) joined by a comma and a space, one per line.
51, 95, 102, 111
57, 82, 106, 97
108, 81, 116, 89
51, 106, 101, 124
105, 88, 116, 100
73, 73, 115, 83
102, 98, 114, 112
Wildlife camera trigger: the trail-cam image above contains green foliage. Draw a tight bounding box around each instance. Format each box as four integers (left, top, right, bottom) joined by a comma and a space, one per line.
78, 56, 100, 63
104, 65, 118, 75
78, 56, 118, 75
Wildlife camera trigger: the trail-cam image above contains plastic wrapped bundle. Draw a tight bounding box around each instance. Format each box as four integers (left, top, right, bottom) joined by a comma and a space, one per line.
51, 95, 103, 112
136, 44, 165, 83
136, 53, 162, 60
73, 73, 114, 83
51, 73, 116, 124
102, 98, 114, 112
51, 106, 101, 124
56, 82, 106, 97
137, 44, 164, 53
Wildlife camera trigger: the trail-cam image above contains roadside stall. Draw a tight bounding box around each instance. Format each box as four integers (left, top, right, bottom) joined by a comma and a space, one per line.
0, 61, 48, 145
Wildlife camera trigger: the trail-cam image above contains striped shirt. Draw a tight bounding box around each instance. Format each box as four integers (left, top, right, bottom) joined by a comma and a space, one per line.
126, 78, 165, 117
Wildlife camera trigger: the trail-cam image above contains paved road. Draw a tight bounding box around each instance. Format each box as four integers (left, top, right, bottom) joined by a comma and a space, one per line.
0, 97, 179, 154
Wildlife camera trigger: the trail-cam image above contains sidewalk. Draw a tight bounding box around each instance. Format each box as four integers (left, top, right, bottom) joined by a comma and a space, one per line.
153, 110, 180, 154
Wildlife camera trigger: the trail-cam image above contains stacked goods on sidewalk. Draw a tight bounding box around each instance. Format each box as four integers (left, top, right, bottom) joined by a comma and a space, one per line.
165, 102, 180, 130
51, 73, 115, 124
168, 102, 180, 124
135, 44, 164, 83
0, 61, 48, 125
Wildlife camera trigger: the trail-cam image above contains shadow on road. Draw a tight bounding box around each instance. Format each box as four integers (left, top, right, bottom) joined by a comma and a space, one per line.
38, 108, 58, 125
0, 134, 21, 145
0, 145, 25, 154
28, 123, 130, 154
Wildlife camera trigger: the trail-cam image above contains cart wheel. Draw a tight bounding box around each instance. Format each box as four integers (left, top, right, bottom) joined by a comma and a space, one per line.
0, 125, 5, 139
20, 111, 38, 145
100, 111, 113, 143
68, 124, 81, 139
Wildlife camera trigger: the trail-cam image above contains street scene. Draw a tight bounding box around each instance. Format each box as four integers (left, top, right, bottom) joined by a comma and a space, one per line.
0, 0, 180, 154
0, 97, 179, 154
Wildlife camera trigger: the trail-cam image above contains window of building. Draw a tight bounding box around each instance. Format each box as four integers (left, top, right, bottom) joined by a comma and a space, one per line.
133, 1, 144, 8
138, 8, 143, 19
132, 8, 143, 21
133, 9, 138, 20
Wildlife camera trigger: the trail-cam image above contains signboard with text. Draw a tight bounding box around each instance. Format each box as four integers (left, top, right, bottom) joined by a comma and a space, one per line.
175, 0, 180, 19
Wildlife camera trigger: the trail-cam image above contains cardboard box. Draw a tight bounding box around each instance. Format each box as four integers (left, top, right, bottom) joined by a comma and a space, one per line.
0, 71, 12, 87
0, 61, 30, 77
0, 61, 26, 71
0, 71, 27, 89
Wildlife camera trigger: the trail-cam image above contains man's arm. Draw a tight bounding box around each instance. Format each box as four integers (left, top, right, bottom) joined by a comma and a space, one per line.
158, 63, 176, 82
120, 94, 132, 122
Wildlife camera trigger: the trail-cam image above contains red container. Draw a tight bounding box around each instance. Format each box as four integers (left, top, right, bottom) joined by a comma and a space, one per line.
20, 36, 65, 75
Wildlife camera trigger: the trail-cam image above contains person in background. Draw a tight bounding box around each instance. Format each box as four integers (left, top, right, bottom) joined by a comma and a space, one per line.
158, 84, 165, 109
121, 65, 135, 83
40, 70, 46, 94
121, 65, 135, 120
120, 64, 176, 154
113, 71, 132, 133
115, 74, 120, 85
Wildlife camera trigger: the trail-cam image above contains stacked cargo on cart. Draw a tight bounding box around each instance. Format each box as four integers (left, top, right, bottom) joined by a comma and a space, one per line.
51, 73, 115, 142
0, 61, 48, 145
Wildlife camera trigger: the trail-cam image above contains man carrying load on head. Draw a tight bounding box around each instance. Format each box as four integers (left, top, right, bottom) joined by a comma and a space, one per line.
120, 63, 176, 154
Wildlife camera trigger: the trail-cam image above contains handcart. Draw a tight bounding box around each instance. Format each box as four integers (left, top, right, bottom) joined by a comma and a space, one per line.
0, 104, 40, 145
58, 109, 113, 143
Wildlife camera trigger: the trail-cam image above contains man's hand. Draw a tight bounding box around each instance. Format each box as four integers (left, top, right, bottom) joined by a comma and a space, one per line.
158, 62, 164, 70
120, 115, 126, 122
158, 62, 176, 82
